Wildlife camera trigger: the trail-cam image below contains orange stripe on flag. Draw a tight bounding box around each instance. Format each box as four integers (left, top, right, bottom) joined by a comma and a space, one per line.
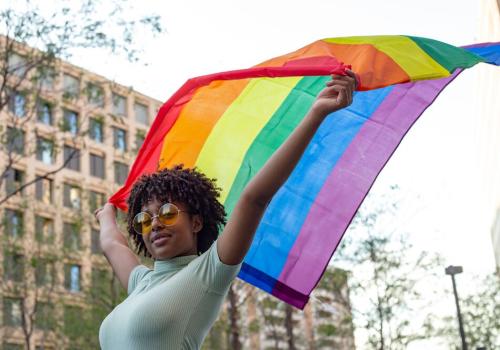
257, 40, 410, 89
158, 79, 250, 169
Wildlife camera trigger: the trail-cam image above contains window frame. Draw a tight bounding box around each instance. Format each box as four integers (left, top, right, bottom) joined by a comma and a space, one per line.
113, 161, 128, 185
63, 183, 82, 210
63, 145, 81, 172
62, 108, 79, 135
112, 127, 127, 152
89, 153, 105, 179
134, 102, 149, 125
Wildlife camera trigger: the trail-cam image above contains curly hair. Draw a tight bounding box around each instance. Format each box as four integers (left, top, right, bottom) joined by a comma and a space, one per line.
126, 165, 226, 258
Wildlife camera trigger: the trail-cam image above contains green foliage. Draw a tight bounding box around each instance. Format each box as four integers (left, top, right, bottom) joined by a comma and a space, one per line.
248, 318, 260, 334
63, 305, 82, 340
0, 0, 163, 63
439, 273, 500, 349
335, 185, 442, 350
35, 302, 56, 331
317, 323, 337, 337
202, 314, 229, 350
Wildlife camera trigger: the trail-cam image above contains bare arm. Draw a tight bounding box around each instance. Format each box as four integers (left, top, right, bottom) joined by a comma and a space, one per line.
217, 71, 357, 265
95, 203, 140, 290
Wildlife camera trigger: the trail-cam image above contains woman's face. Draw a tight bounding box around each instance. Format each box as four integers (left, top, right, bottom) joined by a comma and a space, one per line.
140, 198, 202, 260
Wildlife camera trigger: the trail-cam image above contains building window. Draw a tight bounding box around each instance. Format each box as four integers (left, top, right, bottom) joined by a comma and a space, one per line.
63, 74, 79, 99
4, 209, 23, 238
135, 130, 145, 153
134, 102, 148, 125
90, 153, 105, 179
91, 228, 101, 254
89, 191, 105, 213
35, 345, 55, 350
3, 252, 24, 282
37, 66, 56, 91
35, 302, 56, 331
64, 265, 81, 292
37, 100, 53, 125
36, 137, 55, 164
35, 177, 53, 204
63, 183, 81, 209
91, 268, 107, 288
5, 168, 25, 196
3, 298, 22, 327
3, 343, 23, 350
113, 93, 127, 116
64, 305, 82, 339
112, 93, 126, 116
63, 222, 80, 251
63, 145, 81, 171
35, 216, 55, 244
7, 52, 27, 77
114, 162, 128, 185
6, 127, 25, 155
113, 127, 127, 152
89, 118, 104, 143
85, 82, 104, 108
62, 109, 79, 135
8, 92, 26, 117
35, 260, 55, 287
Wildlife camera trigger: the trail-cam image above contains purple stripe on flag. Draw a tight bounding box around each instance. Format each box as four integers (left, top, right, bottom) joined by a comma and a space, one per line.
278, 70, 462, 296
462, 42, 500, 49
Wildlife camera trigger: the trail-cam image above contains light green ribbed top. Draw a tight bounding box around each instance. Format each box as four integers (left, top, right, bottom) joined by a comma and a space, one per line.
99, 238, 242, 349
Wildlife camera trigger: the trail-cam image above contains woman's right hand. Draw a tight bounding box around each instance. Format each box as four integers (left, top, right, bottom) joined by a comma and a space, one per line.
94, 202, 117, 223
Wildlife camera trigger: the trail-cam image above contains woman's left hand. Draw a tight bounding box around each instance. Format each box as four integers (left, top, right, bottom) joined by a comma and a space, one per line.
311, 69, 357, 119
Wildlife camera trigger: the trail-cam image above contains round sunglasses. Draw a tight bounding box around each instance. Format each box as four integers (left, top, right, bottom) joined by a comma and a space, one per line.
133, 203, 188, 235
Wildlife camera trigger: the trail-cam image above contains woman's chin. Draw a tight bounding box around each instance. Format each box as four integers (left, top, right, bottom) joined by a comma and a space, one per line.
153, 246, 173, 260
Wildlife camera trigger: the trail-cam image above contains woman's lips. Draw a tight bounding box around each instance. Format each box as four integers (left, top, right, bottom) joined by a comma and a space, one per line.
153, 236, 170, 247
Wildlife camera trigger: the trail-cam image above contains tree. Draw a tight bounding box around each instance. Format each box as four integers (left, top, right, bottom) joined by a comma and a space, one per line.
311, 267, 356, 349
259, 295, 284, 349
284, 303, 297, 350
0, 0, 162, 204
438, 273, 500, 350
202, 278, 254, 350
335, 185, 442, 350
0, 1, 163, 349
2, 209, 62, 349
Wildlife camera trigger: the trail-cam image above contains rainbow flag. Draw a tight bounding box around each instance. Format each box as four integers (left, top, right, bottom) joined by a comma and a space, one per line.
110, 36, 500, 309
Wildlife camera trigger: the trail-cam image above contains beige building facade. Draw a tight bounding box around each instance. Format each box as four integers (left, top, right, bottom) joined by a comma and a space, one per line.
0, 37, 161, 349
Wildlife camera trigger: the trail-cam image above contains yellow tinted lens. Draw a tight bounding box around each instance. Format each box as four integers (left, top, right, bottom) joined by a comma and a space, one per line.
158, 203, 179, 225
133, 212, 152, 235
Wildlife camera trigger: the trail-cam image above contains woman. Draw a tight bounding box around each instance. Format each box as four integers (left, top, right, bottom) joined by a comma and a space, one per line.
95, 70, 357, 349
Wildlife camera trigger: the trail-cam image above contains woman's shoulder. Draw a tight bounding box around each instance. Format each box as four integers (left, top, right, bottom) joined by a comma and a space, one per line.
190, 238, 242, 295
128, 264, 152, 294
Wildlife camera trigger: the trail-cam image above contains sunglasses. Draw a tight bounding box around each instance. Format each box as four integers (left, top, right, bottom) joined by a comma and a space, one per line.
133, 203, 188, 236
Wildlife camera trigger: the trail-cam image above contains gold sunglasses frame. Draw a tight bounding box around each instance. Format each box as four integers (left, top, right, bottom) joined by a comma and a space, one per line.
132, 203, 188, 235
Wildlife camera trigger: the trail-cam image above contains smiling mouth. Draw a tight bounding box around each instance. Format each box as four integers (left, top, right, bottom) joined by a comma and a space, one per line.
152, 233, 172, 245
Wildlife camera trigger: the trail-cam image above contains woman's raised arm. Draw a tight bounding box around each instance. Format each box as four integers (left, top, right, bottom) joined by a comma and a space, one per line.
217, 71, 357, 265
95, 203, 140, 290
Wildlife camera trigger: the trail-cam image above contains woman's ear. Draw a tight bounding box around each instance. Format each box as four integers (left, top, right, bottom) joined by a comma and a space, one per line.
192, 214, 203, 233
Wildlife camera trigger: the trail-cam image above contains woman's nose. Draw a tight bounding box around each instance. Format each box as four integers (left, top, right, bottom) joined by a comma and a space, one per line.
151, 215, 164, 229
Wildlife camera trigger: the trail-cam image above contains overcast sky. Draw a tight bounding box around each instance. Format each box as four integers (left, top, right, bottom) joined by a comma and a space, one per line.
67, 0, 481, 101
